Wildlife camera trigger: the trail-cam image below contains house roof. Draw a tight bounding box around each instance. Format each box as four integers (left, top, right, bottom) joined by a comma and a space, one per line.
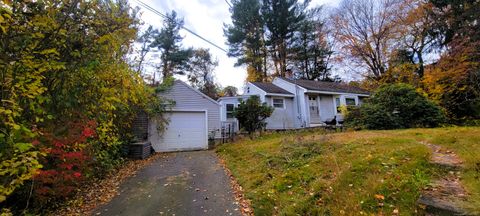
175, 80, 220, 105
250, 82, 294, 95
279, 77, 370, 95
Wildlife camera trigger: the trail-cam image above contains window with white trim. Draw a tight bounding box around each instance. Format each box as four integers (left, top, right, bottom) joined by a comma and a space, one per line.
273, 98, 284, 109
226, 104, 235, 118
345, 97, 357, 106
335, 97, 341, 113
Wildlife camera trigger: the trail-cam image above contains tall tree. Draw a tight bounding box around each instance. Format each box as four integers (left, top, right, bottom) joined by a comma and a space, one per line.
428, 0, 479, 48
332, 0, 404, 79
150, 11, 192, 79
396, 0, 435, 78
422, 0, 480, 120
133, 25, 156, 74
0, 0, 164, 209
262, 0, 308, 77
187, 48, 219, 99
224, 0, 267, 81
291, 7, 333, 81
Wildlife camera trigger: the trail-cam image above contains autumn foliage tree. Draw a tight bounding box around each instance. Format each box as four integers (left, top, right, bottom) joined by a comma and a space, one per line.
0, 0, 164, 212
422, 0, 480, 120
331, 0, 404, 79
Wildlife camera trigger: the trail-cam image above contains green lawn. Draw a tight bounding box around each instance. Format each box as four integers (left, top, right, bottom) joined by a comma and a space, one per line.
216, 127, 480, 215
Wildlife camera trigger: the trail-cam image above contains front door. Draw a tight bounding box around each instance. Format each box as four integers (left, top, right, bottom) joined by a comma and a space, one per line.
308, 96, 321, 123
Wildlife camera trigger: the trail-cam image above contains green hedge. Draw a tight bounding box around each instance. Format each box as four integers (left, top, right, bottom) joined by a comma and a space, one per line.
345, 84, 445, 130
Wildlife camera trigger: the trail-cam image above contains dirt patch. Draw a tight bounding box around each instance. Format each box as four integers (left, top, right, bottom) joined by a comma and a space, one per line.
52, 153, 167, 216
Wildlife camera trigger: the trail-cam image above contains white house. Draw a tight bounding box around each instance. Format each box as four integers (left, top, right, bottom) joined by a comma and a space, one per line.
148, 80, 221, 152
218, 77, 370, 131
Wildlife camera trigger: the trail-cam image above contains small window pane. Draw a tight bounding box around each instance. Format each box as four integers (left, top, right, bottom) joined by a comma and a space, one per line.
226, 104, 235, 118
226, 104, 234, 111
273, 99, 284, 108
346, 98, 356, 106
335, 97, 341, 113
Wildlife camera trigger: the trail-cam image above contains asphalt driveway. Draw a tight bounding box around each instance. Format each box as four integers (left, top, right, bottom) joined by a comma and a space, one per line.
92, 151, 241, 216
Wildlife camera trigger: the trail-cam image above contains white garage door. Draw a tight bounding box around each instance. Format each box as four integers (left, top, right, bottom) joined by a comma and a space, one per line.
149, 111, 208, 152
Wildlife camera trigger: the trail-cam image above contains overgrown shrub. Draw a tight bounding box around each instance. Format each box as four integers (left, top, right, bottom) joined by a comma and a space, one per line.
0, 0, 165, 213
234, 95, 274, 134
345, 84, 445, 129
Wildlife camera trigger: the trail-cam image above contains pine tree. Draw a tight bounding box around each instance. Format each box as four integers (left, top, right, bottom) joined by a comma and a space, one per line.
187, 48, 219, 99
224, 0, 267, 81
291, 7, 333, 81
150, 11, 192, 79
262, 0, 308, 77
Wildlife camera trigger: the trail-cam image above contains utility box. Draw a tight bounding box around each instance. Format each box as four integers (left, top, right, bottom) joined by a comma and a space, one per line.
128, 141, 152, 159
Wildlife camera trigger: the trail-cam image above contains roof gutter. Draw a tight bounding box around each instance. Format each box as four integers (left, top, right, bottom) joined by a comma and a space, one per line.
266, 93, 295, 97
304, 90, 370, 97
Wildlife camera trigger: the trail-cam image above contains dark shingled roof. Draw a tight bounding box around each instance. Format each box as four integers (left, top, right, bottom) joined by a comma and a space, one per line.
250, 82, 294, 95
280, 77, 370, 95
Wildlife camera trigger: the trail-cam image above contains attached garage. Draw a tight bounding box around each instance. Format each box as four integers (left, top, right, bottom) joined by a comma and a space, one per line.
148, 80, 221, 152
149, 110, 208, 152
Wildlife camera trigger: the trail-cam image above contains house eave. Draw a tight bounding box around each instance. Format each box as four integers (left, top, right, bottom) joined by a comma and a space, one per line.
265, 93, 295, 97
217, 95, 250, 102
304, 89, 370, 97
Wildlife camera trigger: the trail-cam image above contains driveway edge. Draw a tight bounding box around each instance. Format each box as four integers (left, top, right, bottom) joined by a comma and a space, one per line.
217, 154, 254, 216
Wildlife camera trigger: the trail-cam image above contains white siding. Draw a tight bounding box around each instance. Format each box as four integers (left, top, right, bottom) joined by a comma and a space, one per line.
272, 78, 298, 94
218, 97, 244, 133
244, 83, 267, 102
219, 98, 236, 122
319, 95, 335, 122
264, 96, 295, 129
272, 78, 307, 127
160, 81, 221, 138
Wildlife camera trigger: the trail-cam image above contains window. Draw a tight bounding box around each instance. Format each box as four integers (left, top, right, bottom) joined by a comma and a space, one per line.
273, 98, 284, 108
335, 97, 341, 113
226, 104, 235, 118
345, 98, 356, 106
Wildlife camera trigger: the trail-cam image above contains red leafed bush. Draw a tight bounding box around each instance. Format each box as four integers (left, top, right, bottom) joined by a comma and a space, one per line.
33, 120, 97, 205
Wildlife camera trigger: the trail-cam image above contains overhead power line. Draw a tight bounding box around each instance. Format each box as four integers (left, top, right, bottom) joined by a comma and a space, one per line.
224, 0, 232, 8
134, 0, 227, 53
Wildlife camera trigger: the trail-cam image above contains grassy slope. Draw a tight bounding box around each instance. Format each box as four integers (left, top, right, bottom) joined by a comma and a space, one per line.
217, 127, 480, 215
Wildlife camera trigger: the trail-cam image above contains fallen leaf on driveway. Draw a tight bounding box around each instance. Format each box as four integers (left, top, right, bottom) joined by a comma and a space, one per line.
52, 153, 167, 216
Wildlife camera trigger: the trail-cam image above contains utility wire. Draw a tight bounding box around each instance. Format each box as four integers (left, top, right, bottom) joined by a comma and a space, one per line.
134, 0, 227, 53
224, 0, 232, 8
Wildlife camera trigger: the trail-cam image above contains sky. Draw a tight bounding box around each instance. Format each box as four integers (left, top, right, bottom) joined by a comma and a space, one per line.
129, 0, 339, 91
